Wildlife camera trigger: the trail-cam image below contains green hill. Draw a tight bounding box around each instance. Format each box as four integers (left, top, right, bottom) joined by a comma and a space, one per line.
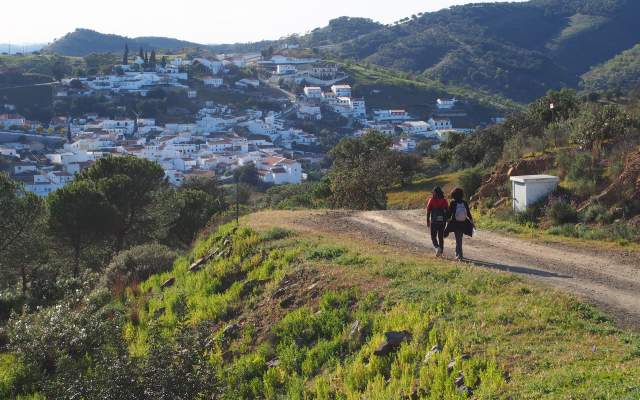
44, 29, 203, 56
581, 43, 640, 92
316, 0, 640, 102
342, 62, 520, 126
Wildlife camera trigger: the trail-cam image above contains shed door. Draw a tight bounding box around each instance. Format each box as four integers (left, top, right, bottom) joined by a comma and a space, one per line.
512, 181, 527, 211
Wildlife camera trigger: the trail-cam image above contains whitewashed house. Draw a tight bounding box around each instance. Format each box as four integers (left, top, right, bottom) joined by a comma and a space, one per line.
276, 65, 297, 75
297, 102, 322, 120
363, 122, 395, 136
311, 63, 339, 79
436, 98, 457, 110
101, 119, 136, 135
23, 174, 65, 196
192, 58, 224, 74
257, 156, 302, 185
399, 121, 434, 137
203, 77, 224, 87
303, 86, 322, 99
392, 137, 417, 153
47, 171, 74, 185
373, 110, 411, 122
331, 84, 352, 98
0, 114, 26, 129
428, 117, 453, 131
0, 146, 18, 157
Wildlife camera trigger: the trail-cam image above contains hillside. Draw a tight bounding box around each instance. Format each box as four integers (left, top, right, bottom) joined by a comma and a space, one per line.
4, 212, 640, 398
342, 63, 520, 127
317, 0, 640, 102
44, 29, 203, 56
581, 43, 640, 93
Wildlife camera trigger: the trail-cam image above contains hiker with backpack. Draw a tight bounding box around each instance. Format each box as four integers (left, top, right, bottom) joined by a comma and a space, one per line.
425, 186, 448, 257
444, 187, 474, 261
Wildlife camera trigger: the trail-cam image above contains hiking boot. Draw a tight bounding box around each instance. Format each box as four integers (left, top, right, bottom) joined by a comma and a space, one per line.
437, 247, 444, 257
433, 246, 440, 256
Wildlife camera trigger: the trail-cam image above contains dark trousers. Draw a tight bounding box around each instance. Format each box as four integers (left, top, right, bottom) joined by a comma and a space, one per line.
430, 223, 445, 249
454, 231, 464, 258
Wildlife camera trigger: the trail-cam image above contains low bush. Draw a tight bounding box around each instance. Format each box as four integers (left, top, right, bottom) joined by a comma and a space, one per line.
259, 227, 292, 241
457, 168, 483, 199
545, 199, 578, 225
104, 244, 177, 292
582, 204, 616, 224
307, 246, 347, 261
515, 203, 544, 225
0, 292, 25, 323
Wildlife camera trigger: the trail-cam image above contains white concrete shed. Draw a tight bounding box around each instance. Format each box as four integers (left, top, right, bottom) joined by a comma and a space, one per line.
510, 175, 560, 212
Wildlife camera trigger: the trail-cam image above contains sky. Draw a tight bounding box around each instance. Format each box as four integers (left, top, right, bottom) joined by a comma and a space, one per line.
1, 0, 518, 45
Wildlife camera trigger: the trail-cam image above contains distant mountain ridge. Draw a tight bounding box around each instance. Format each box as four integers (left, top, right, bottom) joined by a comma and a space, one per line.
310, 0, 640, 101
42, 0, 640, 101
43, 29, 205, 56
0, 43, 45, 54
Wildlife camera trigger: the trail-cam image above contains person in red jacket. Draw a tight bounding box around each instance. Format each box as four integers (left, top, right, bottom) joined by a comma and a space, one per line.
425, 186, 448, 257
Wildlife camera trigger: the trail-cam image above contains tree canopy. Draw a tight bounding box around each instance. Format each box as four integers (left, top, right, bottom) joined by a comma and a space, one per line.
328, 131, 412, 210
77, 156, 165, 250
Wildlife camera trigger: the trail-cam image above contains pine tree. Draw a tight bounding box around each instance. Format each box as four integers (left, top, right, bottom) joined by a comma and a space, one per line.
144, 51, 149, 65
123, 43, 129, 65
150, 50, 157, 69
139, 47, 144, 60
161, 56, 167, 68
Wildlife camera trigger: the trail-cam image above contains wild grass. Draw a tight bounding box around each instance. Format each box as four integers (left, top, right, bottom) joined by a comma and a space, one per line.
476, 212, 640, 251
113, 219, 640, 398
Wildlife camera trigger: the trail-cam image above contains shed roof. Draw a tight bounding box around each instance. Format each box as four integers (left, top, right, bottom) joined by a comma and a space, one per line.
510, 175, 560, 184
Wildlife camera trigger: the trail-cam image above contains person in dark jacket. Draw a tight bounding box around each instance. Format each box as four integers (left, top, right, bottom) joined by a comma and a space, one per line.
425, 186, 448, 257
444, 187, 474, 260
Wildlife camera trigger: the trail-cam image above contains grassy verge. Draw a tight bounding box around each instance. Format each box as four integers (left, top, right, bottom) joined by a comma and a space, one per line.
474, 213, 640, 252
116, 214, 640, 398
387, 171, 461, 210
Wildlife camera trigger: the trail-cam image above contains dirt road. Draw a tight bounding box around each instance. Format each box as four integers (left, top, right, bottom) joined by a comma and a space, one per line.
349, 210, 640, 328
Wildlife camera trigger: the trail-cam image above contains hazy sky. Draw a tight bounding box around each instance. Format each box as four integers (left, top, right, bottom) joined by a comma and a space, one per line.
2, 0, 517, 45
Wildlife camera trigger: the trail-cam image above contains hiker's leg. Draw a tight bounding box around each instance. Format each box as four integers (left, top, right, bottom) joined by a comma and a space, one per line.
455, 231, 463, 258
437, 225, 445, 249
437, 225, 445, 256
430, 224, 440, 248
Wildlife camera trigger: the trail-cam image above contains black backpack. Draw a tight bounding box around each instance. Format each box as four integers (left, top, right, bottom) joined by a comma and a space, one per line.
431, 207, 446, 223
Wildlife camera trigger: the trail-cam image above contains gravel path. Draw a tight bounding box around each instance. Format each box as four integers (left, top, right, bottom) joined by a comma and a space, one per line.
350, 210, 640, 329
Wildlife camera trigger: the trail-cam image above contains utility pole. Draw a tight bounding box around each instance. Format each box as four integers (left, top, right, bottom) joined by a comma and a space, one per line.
234, 138, 240, 226
235, 172, 240, 226
550, 103, 557, 147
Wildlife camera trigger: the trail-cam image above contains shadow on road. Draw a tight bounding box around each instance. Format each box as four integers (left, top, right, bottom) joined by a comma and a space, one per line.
463, 258, 574, 279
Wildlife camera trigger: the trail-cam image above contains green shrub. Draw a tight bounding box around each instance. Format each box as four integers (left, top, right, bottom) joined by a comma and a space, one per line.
545, 199, 578, 225
572, 178, 598, 198
307, 246, 347, 261
515, 203, 544, 225
0, 292, 25, 323
567, 152, 603, 184
104, 243, 177, 291
259, 227, 292, 241
582, 204, 615, 224
457, 168, 483, 199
